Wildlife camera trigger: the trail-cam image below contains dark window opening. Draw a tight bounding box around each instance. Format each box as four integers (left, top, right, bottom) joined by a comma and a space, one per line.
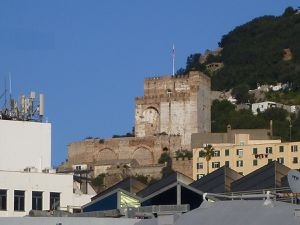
14, 190, 25, 211
0, 190, 7, 210
50, 192, 60, 210
32, 191, 43, 210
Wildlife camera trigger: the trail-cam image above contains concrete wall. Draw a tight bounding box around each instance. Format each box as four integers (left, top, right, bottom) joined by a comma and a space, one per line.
0, 217, 140, 225
0, 171, 73, 217
172, 159, 193, 179
0, 120, 51, 171
191, 129, 272, 149
196, 73, 211, 135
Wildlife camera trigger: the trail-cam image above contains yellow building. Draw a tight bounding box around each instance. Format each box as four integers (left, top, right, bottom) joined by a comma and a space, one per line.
192, 127, 300, 180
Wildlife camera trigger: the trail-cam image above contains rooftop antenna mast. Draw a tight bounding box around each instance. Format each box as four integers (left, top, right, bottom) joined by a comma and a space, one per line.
4, 77, 7, 110
9, 72, 12, 110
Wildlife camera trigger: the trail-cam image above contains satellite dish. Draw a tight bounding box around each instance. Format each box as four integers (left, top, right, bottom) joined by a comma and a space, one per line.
287, 169, 300, 193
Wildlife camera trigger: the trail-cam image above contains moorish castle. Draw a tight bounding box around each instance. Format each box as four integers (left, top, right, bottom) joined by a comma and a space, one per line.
63, 71, 211, 179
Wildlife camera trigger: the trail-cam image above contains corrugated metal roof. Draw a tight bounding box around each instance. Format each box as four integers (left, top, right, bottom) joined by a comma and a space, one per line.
92, 177, 146, 201
190, 166, 243, 193
231, 161, 290, 192
175, 200, 300, 225
137, 172, 193, 198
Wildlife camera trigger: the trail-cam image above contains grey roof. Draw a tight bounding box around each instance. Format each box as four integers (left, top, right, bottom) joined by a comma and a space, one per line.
0, 217, 140, 225
137, 171, 193, 198
140, 181, 205, 203
83, 188, 141, 209
231, 161, 290, 192
92, 177, 146, 201
191, 128, 271, 149
190, 166, 243, 193
175, 200, 300, 225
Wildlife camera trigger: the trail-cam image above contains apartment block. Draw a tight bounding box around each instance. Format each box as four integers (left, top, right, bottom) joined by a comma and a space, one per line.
192, 127, 300, 180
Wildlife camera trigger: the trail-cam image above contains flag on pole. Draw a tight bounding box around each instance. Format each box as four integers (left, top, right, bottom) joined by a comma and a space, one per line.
172, 44, 175, 76
172, 44, 175, 59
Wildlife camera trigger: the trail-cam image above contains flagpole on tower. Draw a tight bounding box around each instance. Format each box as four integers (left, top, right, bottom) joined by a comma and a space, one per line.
172, 44, 175, 76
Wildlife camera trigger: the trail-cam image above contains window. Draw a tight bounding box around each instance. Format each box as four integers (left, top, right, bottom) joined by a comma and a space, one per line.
252, 148, 257, 155
268, 159, 273, 164
266, 147, 273, 154
197, 162, 203, 169
213, 150, 220, 157
240, 141, 245, 146
279, 146, 284, 153
75, 165, 81, 170
225, 161, 230, 167
32, 191, 43, 210
277, 157, 284, 164
50, 192, 60, 210
212, 162, 220, 169
293, 157, 298, 164
236, 149, 243, 157
236, 160, 243, 167
14, 190, 25, 211
292, 145, 298, 152
225, 149, 229, 156
0, 190, 7, 210
253, 159, 258, 166
197, 174, 204, 180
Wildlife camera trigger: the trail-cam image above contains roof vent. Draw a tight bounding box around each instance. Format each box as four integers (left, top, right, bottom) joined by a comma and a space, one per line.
24, 167, 38, 173
263, 191, 274, 207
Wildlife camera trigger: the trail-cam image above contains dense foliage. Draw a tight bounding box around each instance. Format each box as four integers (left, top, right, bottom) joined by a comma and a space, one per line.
180, 7, 300, 92
158, 152, 174, 177
212, 100, 300, 141
213, 7, 300, 91
91, 173, 105, 187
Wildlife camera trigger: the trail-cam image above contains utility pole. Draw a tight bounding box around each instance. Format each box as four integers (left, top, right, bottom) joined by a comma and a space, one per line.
288, 117, 292, 141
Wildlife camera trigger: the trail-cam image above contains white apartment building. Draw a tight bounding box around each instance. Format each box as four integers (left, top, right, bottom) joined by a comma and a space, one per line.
0, 170, 93, 217
0, 119, 94, 217
251, 101, 276, 115
0, 120, 51, 171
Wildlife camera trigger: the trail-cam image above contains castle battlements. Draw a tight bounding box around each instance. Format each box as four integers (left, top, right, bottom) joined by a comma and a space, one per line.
135, 94, 192, 105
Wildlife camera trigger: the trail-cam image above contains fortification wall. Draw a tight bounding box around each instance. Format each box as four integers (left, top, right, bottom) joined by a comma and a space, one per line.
68, 135, 182, 167
172, 158, 193, 179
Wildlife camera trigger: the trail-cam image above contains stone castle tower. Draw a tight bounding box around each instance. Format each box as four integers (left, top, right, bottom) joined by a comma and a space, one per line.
135, 71, 211, 148
64, 71, 211, 179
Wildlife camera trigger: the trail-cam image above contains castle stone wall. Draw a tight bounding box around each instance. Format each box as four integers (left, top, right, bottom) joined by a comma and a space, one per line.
68, 135, 182, 166
135, 71, 211, 147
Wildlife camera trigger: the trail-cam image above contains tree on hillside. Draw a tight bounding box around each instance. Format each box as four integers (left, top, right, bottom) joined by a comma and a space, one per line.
175, 68, 186, 75
199, 145, 214, 174
185, 54, 206, 72
208, 7, 300, 91
283, 7, 297, 17
232, 84, 251, 103
158, 152, 174, 177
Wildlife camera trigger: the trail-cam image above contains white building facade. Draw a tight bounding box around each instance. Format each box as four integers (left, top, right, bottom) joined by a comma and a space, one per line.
251, 101, 276, 115
0, 170, 93, 217
0, 120, 51, 171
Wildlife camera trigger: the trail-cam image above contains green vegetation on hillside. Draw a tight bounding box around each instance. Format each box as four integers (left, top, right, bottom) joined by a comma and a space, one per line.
213, 7, 300, 91
178, 7, 300, 93
266, 90, 300, 105
212, 100, 300, 141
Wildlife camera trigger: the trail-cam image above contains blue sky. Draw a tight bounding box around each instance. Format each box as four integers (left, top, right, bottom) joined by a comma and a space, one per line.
0, 1, 298, 167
